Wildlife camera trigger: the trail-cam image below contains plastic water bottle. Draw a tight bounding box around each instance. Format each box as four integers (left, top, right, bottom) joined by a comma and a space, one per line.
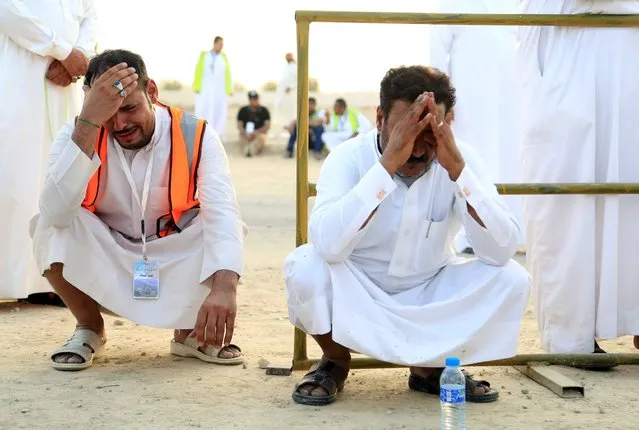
440, 357, 466, 430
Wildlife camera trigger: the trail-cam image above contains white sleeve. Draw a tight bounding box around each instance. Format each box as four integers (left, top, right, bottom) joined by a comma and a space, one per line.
39, 121, 101, 227
197, 127, 245, 281
0, 0, 73, 60
451, 147, 521, 265
310, 150, 397, 263
357, 112, 373, 133
74, 0, 99, 57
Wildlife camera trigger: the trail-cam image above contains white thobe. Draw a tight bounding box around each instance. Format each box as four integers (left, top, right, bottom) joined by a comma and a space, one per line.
284, 129, 530, 366
30, 106, 246, 328
430, 0, 525, 252
0, 0, 98, 299
322, 111, 373, 152
194, 51, 231, 138
274, 62, 297, 127
518, 0, 639, 353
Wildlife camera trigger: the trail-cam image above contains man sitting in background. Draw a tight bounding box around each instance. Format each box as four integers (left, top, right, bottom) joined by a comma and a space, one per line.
284, 97, 327, 159
237, 90, 271, 157
321, 98, 373, 152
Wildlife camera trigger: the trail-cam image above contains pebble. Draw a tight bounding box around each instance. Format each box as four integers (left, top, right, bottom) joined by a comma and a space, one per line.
258, 358, 270, 369
140, 352, 146, 356
113, 320, 124, 326
521, 389, 529, 395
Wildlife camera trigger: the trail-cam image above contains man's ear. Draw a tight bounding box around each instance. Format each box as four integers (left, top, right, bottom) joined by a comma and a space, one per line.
146, 79, 159, 104
376, 105, 383, 131
445, 108, 455, 124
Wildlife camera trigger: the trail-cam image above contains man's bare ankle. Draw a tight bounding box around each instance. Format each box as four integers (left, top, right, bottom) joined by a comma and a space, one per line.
322, 352, 351, 366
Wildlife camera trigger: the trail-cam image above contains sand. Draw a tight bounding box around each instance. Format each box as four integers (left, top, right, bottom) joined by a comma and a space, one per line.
1, 92, 638, 430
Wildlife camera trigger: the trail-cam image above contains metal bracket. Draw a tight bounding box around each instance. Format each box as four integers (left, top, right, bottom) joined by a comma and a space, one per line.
514, 364, 584, 398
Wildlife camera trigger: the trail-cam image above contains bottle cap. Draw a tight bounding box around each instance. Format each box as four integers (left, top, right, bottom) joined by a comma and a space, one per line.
445, 357, 460, 367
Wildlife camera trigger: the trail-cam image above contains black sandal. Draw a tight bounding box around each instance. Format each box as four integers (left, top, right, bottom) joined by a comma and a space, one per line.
292, 360, 350, 406
409, 369, 499, 403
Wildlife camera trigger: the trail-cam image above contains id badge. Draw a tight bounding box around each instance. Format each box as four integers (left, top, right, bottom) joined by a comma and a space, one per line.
133, 260, 159, 299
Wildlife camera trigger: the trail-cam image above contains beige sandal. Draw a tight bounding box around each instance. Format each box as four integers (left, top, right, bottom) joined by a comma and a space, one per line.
170, 336, 244, 365
51, 329, 105, 371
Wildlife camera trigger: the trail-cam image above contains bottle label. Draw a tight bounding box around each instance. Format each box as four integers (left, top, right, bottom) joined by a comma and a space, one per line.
440, 388, 465, 404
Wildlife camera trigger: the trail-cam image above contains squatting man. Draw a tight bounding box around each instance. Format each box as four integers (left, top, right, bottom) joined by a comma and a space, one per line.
284, 65, 530, 405
30, 49, 247, 370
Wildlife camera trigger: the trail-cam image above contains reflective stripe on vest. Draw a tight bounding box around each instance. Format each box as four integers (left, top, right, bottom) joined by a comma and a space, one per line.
332, 108, 359, 132
81, 104, 206, 238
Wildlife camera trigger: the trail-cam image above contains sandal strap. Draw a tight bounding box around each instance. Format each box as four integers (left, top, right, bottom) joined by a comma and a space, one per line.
51, 329, 103, 362
181, 337, 243, 358
462, 370, 491, 389
295, 360, 349, 395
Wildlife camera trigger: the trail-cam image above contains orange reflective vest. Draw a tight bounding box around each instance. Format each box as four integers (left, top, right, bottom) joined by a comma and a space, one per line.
81, 104, 206, 238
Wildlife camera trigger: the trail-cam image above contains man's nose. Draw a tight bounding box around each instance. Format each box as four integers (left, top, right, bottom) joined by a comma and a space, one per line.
112, 113, 126, 131
411, 144, 427, 158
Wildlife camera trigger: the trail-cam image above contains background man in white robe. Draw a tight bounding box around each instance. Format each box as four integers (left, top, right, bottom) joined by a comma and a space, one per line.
0, 0, 98, 303
429, 0, 525, 255
274, 52, 297, 134
284, 66, 529, 406
193, 36, 233, 138
30, 50, 246, 371
322, 98, 373, 152
518, 0, 639, 367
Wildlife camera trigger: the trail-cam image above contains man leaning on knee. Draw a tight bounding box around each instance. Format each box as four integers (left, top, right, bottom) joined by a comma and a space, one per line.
284, 65, 531, 405
30, 49, 247, 371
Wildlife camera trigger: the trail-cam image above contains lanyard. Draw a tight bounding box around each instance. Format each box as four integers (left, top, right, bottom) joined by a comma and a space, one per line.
115, 142, 156, 261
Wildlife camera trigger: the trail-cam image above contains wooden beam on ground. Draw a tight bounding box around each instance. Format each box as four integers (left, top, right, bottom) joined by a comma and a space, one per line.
514, 364, 584, 398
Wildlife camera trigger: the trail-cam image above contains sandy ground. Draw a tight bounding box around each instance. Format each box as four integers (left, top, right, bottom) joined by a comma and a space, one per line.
1, 94, 639, 430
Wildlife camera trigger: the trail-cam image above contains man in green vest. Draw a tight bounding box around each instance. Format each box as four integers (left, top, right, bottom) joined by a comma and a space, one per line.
322, 98, 373, 152
192, 36, 233, 138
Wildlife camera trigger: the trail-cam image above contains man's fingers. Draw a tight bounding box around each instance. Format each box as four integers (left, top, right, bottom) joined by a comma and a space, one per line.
118, 73, 139, 92
94, 62, 130, 85
409, 92, 431, 123
121, 80, 138, 97
204, 309, 219, 347
193, 308, 207, 346
215, 311, 226, 348
224, 313, 236, 346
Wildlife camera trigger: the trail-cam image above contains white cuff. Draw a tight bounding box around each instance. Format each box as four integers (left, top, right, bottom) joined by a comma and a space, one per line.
51, 38, 73, 61
353, 161, 397, 210
454, 165, 488, 209
50, 140, 101, 186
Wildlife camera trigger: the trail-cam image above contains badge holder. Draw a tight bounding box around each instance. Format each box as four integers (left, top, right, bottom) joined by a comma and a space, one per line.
133, 220, 160, 300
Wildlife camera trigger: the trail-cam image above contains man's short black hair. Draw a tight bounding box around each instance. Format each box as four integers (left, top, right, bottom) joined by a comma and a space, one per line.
84, 49, 149, 89
309, 97, 316, 103
335, 98, 347, 108
379, 65, 456, 118
214, 36, 223, 43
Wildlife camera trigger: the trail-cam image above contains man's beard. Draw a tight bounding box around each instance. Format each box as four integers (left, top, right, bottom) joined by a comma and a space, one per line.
379, 129, 431, 179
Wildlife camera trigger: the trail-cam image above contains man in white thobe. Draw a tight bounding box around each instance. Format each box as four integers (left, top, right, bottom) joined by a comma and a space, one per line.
30, 50, 246, 371
0, 0, 98, 302
193, 36, 233, 138
430, 0, 525, 255
284, 66, 529, 406
274, 52, 297, 132
322, 98, 373, 152
518, 0, 639, 365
